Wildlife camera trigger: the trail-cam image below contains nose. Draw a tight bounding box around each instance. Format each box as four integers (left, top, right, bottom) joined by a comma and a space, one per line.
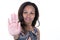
27, 14, 30, 18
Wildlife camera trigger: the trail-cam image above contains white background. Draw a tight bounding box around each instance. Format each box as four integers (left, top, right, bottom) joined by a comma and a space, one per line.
0, 0, 60, 40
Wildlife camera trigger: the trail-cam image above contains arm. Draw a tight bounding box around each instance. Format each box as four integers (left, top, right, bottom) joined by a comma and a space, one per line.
13, 34, 19, 40
36, 28, 40, 40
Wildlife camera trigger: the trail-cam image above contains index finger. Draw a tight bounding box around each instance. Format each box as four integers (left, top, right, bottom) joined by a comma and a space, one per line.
11, 13, 18, 22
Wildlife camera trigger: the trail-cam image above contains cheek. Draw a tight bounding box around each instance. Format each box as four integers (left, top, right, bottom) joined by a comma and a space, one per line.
31, 15, 35, 20
23, 14, 26, 18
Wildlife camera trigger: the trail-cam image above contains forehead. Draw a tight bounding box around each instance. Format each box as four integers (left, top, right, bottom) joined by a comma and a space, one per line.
24, 5, 35, 11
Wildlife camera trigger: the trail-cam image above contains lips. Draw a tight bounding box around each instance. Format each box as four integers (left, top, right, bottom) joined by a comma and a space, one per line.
25, 18, 31, 21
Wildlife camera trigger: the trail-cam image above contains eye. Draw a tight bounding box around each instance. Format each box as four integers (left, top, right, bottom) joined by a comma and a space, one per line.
23, 11, 27, 14
30, 12, 35, 14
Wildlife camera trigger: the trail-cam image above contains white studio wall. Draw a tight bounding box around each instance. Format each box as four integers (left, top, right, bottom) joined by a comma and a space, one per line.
0, 0, 60, 40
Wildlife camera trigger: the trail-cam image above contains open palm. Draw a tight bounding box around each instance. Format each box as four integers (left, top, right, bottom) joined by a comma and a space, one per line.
8, 13, 21, 36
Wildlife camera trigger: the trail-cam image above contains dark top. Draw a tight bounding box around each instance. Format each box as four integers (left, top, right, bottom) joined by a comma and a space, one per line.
18, 27, 38, 40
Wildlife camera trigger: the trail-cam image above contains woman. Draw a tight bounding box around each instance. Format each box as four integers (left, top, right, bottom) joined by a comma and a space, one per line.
8, 2, 40, 40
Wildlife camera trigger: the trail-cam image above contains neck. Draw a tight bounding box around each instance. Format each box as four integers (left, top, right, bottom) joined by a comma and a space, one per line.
25, 25, 34, 31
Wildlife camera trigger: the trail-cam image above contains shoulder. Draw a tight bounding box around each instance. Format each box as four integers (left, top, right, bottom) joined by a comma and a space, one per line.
34, 27, 40, 35
35, 27, 40, 40
35, 27, 40, 33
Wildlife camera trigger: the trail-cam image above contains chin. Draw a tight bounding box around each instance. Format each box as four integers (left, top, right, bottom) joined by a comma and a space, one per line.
25, 21, 31, 24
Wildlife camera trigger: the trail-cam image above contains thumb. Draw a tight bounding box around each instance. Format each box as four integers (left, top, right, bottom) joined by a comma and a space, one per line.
18, 22, 22, 31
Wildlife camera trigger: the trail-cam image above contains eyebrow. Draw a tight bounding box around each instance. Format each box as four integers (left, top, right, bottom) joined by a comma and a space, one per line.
23, 10, 35, 12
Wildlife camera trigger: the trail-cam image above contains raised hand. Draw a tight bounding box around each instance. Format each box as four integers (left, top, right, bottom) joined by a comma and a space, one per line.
8, 13, 21, 36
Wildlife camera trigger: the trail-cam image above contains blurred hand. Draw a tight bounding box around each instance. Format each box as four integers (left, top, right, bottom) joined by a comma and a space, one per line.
8, 13, 21, 36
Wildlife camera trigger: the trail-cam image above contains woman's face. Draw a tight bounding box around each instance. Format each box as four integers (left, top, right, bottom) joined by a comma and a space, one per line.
23, 5, 35, 25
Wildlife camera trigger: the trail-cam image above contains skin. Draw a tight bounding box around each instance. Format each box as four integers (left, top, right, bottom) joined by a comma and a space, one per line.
15, 5, 40, 40
23, 5, 35, 31
22, 5, 40, 40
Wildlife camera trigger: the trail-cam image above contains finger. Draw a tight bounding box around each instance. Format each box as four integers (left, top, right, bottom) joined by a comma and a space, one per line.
11, 13, 15, 21
11, 13, 17, 22
8, 18, 11, 25
13, 13, 18, 20
18, 22, 21, 29
18, 22, 22, 32
8, 18, 12, 30
14, 14, 18, 22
